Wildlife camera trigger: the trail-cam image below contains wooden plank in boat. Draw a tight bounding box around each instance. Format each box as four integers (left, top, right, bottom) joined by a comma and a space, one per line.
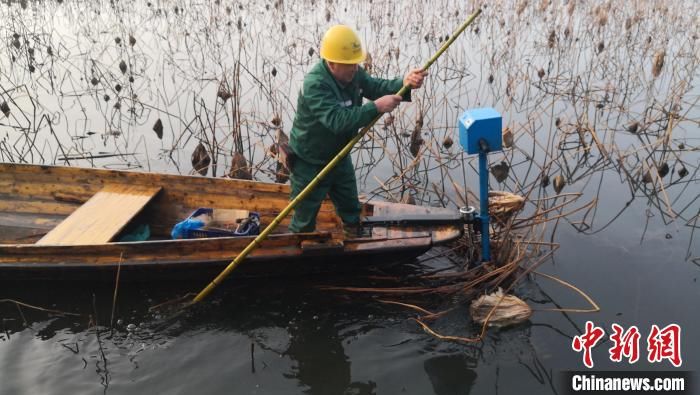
36, 184, 162, 246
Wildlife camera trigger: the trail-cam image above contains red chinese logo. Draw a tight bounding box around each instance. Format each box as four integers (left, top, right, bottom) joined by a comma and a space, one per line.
572, 321, 605, 368
609, 324, 640, 364
571, 322, 682, 368
647, 324, 682, 367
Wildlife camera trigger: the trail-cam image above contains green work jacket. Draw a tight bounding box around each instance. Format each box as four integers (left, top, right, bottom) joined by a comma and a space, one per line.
289, 60, 409, 165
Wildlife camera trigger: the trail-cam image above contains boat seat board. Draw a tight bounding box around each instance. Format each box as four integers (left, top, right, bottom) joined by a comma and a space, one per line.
36, 184, 162, 246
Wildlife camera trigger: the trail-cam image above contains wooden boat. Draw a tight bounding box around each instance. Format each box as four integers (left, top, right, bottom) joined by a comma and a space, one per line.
0, 163, 464, 281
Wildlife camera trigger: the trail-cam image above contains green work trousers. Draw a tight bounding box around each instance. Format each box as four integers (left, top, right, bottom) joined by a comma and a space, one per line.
289, 156, 360, 233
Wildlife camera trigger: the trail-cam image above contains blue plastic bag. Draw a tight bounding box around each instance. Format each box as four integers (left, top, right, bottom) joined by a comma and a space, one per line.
171, 208, 261, 239
171, 218, 205, 239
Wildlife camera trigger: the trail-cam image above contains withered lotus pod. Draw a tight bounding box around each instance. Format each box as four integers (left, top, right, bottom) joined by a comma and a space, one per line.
153, 119, 163, 139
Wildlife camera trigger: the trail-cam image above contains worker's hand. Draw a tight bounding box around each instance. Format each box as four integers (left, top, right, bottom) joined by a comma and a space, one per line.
374, 94, 402, 113
404, 68, 427, 89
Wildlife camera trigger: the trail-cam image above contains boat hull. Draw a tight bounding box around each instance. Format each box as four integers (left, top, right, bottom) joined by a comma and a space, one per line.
0, 163, 464, 281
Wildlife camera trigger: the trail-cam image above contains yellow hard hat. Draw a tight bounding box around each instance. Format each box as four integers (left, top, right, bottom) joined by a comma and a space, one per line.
319, 25, 366, 64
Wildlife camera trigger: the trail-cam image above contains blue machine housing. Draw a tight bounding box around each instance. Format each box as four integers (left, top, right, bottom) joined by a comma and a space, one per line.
458, 107, 503, 154
457, 107, 503, 264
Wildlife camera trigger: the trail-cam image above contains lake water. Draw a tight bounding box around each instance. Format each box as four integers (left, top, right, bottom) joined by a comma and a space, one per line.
1, 0, 699, 394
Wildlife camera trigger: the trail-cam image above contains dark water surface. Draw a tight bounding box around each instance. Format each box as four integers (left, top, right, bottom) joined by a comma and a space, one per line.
1, 224, 698, 395
1, 0, 699, 394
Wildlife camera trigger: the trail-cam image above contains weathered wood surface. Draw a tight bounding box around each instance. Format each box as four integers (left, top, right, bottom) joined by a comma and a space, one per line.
1, 231, 334, 264
37, 185, 162, 245
0, 163, 343, 240
0, 164, 464, 277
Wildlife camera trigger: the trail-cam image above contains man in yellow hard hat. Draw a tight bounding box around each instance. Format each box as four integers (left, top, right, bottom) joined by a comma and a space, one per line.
288, 24, 427, 235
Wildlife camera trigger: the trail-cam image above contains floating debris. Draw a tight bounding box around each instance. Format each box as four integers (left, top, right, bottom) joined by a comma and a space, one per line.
229, 151, 252, 180
104, 129, 121, 138
409, 130, 423, 157
274, 129, 290, 183
489, 191, 525, 224
152, 118, 163, 139
191, 142, 210, 176
490, 161, 510, 183
271, 114, 282, 127
552, 174, 565, 193
547, 29, 556, 48
470, 288, 532, 328
652, 50, 665, 78
217, 85, 232, 102
442, 136, 453, 149
597, 8, 608, 26
502, 127, 513, 148
384, 114, 394, 128
409, 112, 424, 157
401, 193, 416, 205
364, 52, 373, 75
0, 102, 10, 117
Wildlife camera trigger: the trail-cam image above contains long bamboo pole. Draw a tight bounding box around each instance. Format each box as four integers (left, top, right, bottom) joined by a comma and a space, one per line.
192, 9, 483, 304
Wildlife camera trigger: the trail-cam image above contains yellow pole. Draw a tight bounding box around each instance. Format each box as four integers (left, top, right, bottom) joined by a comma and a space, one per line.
192, 9, 482, 304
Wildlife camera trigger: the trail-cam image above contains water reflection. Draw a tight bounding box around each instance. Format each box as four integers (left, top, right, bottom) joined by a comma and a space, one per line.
1, 267, 581, 395
424, 354, 477, 395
